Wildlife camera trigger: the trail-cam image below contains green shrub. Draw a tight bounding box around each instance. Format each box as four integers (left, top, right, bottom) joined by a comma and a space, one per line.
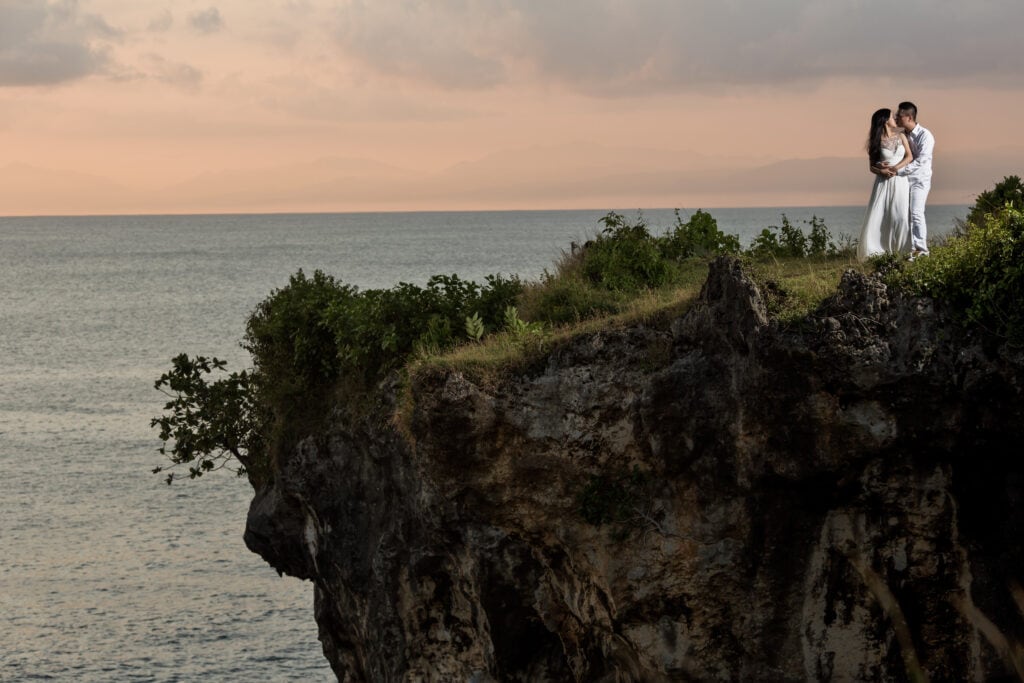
576, 210, 741, 293
242, 269, 524, 394
965, 175, 1024, 229
661, 208, 741, 259
521, 271, 626, 325
747, 214, 843, 259
888, 207, 1024, 343
244, 269, 355, 413
324, 273, 523, 381
580, 212, 673, 291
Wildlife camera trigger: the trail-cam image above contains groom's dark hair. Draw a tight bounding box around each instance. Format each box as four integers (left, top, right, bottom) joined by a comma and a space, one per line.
898, 101, 918, 120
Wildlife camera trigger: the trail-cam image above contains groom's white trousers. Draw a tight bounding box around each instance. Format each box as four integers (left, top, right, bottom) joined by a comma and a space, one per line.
909, 182, 930, 253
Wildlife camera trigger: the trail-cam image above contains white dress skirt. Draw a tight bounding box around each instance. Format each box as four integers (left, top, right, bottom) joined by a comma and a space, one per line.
856, 141, 912, 262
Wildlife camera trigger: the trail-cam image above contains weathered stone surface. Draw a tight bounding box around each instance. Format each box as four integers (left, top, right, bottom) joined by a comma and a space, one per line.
245, 257, 1024, 681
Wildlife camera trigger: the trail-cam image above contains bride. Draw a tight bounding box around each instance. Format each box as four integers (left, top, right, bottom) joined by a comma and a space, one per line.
856, 108, 913, 261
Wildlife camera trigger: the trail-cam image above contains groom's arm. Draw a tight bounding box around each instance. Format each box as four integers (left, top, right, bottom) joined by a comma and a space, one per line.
899, 129, 934, 177
870, 161, 896, 178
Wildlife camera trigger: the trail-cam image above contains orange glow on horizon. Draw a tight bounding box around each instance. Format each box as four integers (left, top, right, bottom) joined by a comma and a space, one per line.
1, 1, 1021, 216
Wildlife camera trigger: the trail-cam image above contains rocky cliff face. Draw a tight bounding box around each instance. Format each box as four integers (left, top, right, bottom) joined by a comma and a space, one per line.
244, 257, 1024, 681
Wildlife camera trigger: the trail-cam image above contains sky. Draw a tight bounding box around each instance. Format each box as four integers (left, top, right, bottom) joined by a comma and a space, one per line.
1, 0, 1023, 215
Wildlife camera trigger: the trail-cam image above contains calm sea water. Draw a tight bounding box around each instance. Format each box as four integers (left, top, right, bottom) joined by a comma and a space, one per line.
0, 206, 966, 681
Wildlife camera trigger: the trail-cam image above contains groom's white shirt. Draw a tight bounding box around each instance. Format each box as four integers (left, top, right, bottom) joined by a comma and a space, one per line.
898, 122, 934, 253
898, 124, 934, 186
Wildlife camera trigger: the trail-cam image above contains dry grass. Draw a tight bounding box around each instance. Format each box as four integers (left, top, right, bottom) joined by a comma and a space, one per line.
406, 254, 862, 389
407, 279, 707, 390
745, 254, 867, 324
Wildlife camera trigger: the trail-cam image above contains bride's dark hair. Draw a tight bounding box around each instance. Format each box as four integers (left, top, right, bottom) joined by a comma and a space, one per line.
866, 108, 891, 165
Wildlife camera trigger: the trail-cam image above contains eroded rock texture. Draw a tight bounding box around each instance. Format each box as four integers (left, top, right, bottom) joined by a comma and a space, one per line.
244, 257, 1024, 681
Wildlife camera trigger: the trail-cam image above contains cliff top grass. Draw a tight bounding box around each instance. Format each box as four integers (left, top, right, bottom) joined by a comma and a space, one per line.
405, 211, 862, 385
407, 252, 864, 389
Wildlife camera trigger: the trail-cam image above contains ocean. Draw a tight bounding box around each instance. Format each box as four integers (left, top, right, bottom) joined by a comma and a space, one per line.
0, 205, 967, 681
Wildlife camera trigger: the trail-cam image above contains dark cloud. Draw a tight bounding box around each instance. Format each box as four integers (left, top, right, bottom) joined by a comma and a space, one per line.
331, 0, 1024, 93
0, 0, 118, 86
188, 7, 224, 34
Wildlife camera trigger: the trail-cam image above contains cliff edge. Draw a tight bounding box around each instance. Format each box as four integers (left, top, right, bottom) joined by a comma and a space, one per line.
244, 257, 1024, 681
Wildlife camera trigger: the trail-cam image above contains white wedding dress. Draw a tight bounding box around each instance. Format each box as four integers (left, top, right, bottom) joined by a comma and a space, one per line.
857, 138, 911, 261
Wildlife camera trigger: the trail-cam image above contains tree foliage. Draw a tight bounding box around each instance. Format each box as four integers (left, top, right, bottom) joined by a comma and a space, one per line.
662, 208, 742, 259
965, 175, 1024, 229
151, 354, 260, 484
152, 270, 525, 481
581, 212, 673, 291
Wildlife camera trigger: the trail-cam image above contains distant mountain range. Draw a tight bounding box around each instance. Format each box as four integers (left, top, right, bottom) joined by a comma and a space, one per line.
1, 144, 1017, 215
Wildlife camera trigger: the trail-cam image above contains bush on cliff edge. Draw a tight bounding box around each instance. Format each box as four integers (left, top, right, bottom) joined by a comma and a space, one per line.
888, 206, 1024, 344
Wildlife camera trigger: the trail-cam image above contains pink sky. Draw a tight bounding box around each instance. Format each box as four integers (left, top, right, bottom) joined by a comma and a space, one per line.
1, 0, 1022, 215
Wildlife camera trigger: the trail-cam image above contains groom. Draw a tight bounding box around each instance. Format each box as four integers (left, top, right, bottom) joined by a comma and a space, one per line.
881, 101, 935, 256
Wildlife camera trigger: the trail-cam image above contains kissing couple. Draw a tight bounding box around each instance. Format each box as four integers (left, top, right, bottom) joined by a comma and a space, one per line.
856, 101, 935, 262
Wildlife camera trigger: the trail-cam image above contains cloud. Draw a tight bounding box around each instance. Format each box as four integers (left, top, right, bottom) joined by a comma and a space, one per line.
330, 0, 1024, 94
188, 7, 224, 34
333, 0, 508, 89
0, 0, 119, 86
147, 9, 173, 32
145, 54, 202, 89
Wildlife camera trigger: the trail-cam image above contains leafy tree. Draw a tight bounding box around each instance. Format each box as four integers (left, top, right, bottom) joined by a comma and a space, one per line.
151, 354, 261, 485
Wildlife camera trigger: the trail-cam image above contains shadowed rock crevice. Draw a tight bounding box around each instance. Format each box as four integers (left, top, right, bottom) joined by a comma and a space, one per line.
245, 257, 1024, 681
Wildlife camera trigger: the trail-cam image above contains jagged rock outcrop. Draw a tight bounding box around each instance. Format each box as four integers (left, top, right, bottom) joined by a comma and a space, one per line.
245, 257, 1024, 681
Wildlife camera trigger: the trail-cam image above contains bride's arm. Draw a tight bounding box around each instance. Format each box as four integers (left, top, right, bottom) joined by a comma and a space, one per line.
891, 134, 914, 172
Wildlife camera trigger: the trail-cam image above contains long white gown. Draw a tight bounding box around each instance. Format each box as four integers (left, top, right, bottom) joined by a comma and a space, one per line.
856, 139, 911, 261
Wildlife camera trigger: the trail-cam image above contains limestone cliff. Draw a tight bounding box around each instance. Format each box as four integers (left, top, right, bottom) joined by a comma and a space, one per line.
244, 257, 1024, 681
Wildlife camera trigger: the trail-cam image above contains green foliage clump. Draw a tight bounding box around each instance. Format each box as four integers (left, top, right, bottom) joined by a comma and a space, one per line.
581, 212, 673, 291
748, 214, 844, 259
522, 210, 743, 325
246, 270, 524, 398
324, 273, 523, 381
502, 305, 543, 338
244, 270, 354, 416
662, 208, 742, 259
582, 210, 744, 292
965, 175, 1024, 229
154, 269, 523, 482
151, 354, 263, 485
887, 207, 1024, 343
464, 311, 485, 341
